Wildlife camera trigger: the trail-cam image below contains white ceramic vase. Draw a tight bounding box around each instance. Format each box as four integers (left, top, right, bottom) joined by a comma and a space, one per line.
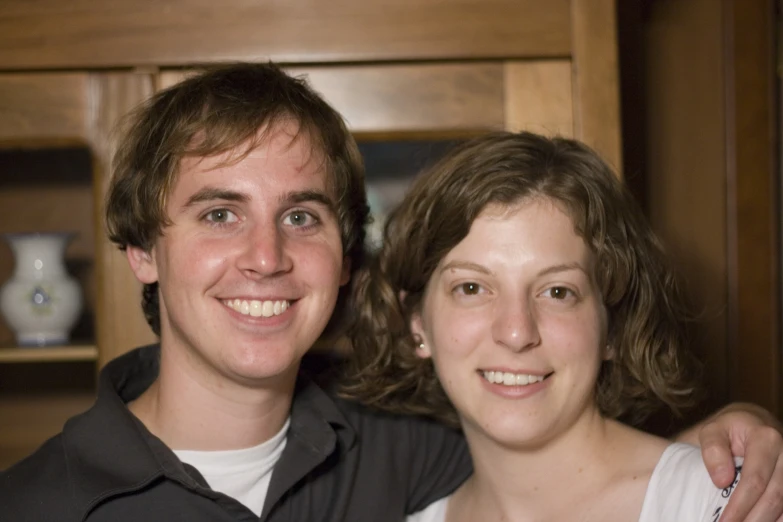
0, 233, 83, 346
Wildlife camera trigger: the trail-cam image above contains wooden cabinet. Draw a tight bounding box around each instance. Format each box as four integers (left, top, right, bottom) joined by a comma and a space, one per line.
0, 72, 156, 467
0, 0, 621, 468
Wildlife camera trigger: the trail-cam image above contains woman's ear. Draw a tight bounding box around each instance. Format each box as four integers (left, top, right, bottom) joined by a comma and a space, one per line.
409, 312, 431, 358
401, 290, 432, 358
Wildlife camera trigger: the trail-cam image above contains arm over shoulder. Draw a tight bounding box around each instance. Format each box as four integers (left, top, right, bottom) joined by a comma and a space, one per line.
402, 416, 472, 514
640, 443, 741, 522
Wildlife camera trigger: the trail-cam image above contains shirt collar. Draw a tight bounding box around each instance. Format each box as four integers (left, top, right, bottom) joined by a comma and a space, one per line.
61, 344, 355, 520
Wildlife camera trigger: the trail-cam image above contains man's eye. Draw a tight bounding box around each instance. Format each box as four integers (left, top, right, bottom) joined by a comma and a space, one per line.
205, 209, 237, 223
283, 210, 317, 227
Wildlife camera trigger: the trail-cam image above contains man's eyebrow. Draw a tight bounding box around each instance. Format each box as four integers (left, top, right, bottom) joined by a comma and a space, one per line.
183, 187, 249, 208
281, 190, 337, 213
182, 187, 337, 213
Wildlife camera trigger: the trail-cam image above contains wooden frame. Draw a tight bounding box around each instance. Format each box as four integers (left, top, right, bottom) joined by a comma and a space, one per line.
0, 0, 622, 466
621, 0, 780, 418
724, 0, 780, 414
159, 61, 576, 136
0, 0, 571, 68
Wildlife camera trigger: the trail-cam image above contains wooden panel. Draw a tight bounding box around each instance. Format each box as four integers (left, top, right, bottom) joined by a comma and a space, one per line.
615, 1, 647, 207
0, 74, 90, 143
725, 0, 780, 414
570, 0, 623, 173
87, 73, 159, 367
0, 392, 94, 469
0, 0, 570, 70
0, 188, 94, 257
161, 63, 507, 133
643, 0, 729, 410
503, 60, 573, 137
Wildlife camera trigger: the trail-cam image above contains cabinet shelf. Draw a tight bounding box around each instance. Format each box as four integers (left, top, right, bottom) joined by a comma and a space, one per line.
0, 344, 98, 363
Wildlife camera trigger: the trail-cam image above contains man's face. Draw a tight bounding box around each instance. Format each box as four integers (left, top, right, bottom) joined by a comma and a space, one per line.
127, 122, 350, 389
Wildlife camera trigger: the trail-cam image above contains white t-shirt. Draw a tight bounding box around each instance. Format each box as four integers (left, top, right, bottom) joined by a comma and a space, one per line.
173, 418, 290, 517
407, 443, 742, 522
639, 442, 742, 521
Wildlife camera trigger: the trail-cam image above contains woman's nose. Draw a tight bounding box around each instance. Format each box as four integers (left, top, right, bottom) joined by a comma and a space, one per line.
491, 296, 541, 353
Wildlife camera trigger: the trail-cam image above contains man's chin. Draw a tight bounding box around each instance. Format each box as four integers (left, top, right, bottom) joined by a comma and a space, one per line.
228, 351, 305, 386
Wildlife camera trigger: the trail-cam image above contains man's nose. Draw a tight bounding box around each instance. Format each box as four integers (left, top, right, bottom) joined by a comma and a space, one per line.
237, 225, 293, 277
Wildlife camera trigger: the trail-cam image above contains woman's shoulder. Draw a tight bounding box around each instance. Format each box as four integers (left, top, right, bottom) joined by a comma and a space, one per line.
639, 442, 742, 522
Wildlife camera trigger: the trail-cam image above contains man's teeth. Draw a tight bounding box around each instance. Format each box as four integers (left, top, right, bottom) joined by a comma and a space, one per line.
224, 299, 289, 318
482, 370, 546, 386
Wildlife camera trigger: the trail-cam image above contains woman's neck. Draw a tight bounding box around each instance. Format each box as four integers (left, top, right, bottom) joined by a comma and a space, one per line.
449, 414, 667, 522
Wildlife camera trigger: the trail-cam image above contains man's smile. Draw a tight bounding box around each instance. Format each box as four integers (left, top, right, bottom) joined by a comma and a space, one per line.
223, 299, 291, 317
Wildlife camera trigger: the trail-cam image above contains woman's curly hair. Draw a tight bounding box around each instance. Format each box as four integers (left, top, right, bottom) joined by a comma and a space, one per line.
341, 131, 701, 428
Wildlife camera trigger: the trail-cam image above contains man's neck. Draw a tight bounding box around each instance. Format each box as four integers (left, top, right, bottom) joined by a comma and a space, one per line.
128, 346, 297, 451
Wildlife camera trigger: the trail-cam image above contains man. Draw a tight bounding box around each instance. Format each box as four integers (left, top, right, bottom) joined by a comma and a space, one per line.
1, 62, 781, 521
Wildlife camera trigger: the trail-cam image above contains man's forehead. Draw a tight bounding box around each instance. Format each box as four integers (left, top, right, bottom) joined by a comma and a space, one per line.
171, 136, 334, 206
245, 132, 324, 166
185, 122, 328, 173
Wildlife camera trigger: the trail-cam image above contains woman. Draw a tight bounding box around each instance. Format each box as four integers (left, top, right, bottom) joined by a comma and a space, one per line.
344, 131, 741, 521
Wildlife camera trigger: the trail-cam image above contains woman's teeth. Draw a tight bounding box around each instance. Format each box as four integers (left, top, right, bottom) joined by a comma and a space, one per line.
482, 370, 546, 386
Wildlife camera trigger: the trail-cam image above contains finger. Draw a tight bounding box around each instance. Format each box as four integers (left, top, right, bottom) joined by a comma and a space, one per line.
699, 423, 742, 489
737, 455, 783, 522
720, 426, 783, 522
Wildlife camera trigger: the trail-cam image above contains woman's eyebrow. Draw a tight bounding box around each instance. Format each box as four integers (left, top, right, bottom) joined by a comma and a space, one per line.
438, 261, 587, 278
536, 262, 586, 278
439, 260, 493, 276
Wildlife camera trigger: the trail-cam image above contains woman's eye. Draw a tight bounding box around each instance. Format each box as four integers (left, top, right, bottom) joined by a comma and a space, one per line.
456, 282, 482, 295
205, 209, 238, 223
544, 286, 573, 300
283, 210, 318, 227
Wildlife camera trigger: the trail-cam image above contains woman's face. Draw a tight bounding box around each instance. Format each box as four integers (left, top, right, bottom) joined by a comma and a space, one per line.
410, 198, 608, 449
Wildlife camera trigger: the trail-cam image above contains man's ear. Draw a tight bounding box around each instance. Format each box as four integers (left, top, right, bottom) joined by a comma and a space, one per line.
126, 246, 159, 284
339, 256, 351, 286
409, 311, 431, 358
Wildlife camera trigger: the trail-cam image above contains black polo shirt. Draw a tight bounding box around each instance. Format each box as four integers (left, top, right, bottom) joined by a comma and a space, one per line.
0, 345, 472, 521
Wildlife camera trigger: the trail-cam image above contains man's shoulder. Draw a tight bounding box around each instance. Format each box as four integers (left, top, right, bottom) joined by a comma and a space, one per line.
0, 433, 80, 520
299, 350, 458, 433
303, 367, 472, 513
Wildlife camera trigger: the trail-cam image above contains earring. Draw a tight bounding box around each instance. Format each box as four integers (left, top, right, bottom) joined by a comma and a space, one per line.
418, 343, 425, 349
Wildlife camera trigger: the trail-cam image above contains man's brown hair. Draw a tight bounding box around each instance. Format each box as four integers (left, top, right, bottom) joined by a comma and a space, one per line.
106, 62, 368, 336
